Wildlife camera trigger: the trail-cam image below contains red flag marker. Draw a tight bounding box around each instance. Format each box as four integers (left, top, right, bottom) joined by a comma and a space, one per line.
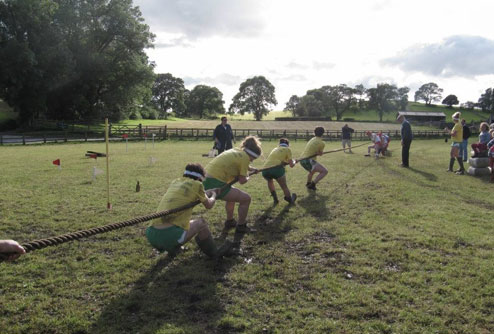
52, 159, 60, 166
122, 134, 128, 139
90, 154, 97, 159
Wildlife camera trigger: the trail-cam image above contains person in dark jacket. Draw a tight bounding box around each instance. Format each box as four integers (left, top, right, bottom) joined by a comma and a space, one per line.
213, 116, 235, 154
459, 119, 471, 162
341, 124, 355, 153
397, 114, 413, 167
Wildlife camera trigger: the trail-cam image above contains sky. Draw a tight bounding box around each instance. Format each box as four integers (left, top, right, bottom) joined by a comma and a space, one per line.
133, 0, 494, 110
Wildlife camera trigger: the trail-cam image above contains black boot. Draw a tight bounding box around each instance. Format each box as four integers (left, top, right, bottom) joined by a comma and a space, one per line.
447, 158, 455, 172
195, 235, 233, 259
456, 158, 465, 175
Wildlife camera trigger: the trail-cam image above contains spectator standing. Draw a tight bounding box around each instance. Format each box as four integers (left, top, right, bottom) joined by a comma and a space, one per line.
446, 112, 465, 175
459, 119, 471, 162
213, 116, 235, 154
341, 124, 354, 153
397, 114, 413, 167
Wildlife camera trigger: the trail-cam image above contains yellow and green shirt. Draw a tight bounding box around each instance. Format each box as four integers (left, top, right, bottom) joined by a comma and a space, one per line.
263, 146, 292, 169
451, 123, 463, 142
205, 148, 250, 183
152, 177, 207, 230
300, 137, 325, 160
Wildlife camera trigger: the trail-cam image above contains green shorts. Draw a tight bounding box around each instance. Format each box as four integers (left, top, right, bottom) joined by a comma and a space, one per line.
146, 225, 186, 253
262, 166, 285, 180
203, 177, 231, 200
300, 159, 317, 172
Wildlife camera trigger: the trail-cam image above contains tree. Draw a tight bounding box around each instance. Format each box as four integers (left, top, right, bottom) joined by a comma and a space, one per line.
354, 84, 367, 112
151, 73, 185, 119
295, 95, 324, 117
477, 88, 494, 113
229, 76, 277, 121
461, 101, 476, 110
442, 94, 459, 108
186, 85, 225, 119
367, 83, 402, 122
414, 82, 443, 105
326, 84, 356, 121
284, 95, 300, 117
0, 0, 155, 125
397, 87, 410, 110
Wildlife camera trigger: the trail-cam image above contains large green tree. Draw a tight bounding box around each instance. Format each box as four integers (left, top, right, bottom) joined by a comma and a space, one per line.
0, 0, 155, 125
326, 84, 356, 121
151, 73, 185, 119
414, 82, 443, 105
229, 76, 277, 121
284, 95, 300, 117
367, 83, 406, 122
186, 85, 225, 119
477, 88, 494, 113
442, 94, 459, 108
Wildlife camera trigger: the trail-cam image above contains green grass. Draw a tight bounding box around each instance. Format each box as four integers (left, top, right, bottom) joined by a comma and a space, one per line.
1, 139, 494, 333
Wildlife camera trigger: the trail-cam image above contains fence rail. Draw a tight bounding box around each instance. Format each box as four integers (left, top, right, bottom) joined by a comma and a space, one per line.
1, 125, 453, 145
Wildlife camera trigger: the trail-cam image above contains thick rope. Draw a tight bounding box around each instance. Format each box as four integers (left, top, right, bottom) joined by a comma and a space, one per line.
0, 141, 370, 260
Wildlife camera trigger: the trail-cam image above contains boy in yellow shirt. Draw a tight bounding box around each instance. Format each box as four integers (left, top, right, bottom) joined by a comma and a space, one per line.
446, 112, 465, 175
299, 127, 328, 190
146, 163, 232, 258
203, 136, 262, 234
262, 138, 297, 205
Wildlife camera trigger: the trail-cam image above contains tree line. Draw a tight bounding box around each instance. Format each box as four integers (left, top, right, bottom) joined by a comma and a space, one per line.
1, 1, 493, 125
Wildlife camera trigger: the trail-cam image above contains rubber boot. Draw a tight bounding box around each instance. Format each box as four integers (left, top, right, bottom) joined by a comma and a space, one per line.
456, 158, 465, 175
271, 190, 279, 205
448, 158, 455, 172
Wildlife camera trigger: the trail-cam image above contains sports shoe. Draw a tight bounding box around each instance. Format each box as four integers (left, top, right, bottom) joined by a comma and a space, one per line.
284, 193, 297, 204
235, 224, 256, 234
446, 169, 453, 172
307, 182, 317, 190
364, 154, 370, 157
224, 219, 237, 229
455, 170, 465, 175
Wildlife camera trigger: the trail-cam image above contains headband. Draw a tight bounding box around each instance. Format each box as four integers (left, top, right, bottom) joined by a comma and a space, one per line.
183, 170, 204, 181
279, 143, 289, 147
244, 148, 259, 158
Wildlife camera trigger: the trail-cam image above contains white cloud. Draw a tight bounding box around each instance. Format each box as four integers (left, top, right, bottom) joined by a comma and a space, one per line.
136, 0, 494, 109
134, 0, 265, 40
382, 35, 494, 77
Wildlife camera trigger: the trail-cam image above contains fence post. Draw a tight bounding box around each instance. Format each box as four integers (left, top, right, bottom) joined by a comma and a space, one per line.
164, 125, 167, 140
22, 135, 25, 145
85, 132, 88, 142
64, 132, 68, 142
44, 134, 47, 143
295, 130, 297, 141
0, 135, 2, 145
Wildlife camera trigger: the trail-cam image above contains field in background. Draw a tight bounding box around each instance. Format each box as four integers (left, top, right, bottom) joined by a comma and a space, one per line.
1, 140, 494, 333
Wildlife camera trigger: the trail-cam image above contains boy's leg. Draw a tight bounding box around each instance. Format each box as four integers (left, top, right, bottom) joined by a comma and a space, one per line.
267, 179, 278, 204
276, 175, 296, 203
222, 188, 251, 226
312, 163, 328, 184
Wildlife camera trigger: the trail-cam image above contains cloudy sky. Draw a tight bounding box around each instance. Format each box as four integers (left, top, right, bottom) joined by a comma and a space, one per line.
133, 0, 494, 110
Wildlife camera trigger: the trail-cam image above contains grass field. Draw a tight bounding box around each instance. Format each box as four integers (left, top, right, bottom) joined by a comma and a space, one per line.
1, 139, 494, 334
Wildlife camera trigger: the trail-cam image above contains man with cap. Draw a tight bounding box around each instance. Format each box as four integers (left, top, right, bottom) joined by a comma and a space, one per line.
397, 113, 413, 167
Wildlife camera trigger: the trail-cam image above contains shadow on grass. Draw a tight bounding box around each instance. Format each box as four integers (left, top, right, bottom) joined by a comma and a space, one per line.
91, 253, 238, 334
408, 166, 438, 182
251, 204, 294, 245
297, 192, 331, 219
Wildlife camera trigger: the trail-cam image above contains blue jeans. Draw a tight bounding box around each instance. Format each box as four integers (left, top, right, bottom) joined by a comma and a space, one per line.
459, 139, 468, 161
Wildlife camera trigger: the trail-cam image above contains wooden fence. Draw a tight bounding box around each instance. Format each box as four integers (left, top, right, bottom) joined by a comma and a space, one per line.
0, 125, 453, 145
